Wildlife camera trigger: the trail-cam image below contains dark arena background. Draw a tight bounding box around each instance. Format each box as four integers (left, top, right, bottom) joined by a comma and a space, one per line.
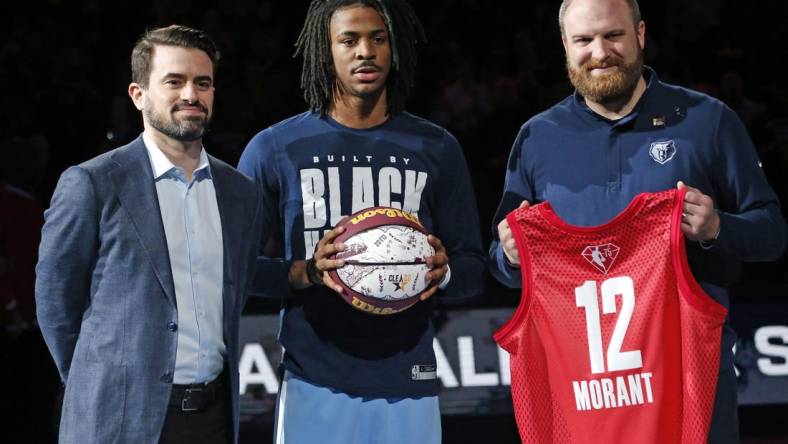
2, 0, 787, 443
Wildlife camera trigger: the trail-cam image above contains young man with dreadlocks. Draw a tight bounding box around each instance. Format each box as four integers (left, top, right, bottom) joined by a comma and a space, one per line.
238, 1, 485, 442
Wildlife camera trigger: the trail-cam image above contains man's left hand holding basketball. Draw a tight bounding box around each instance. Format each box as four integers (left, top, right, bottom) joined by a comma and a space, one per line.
421, 235, 449, 301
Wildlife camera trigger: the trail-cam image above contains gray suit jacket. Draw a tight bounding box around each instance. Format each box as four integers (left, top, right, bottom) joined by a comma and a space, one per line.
35, 136, 263, 443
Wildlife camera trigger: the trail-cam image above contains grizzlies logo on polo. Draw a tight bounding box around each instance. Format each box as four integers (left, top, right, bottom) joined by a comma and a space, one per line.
649, 140, 677, 165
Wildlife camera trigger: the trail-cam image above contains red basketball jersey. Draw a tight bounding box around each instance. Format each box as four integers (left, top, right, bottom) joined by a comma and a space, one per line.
495, 189, 727, 443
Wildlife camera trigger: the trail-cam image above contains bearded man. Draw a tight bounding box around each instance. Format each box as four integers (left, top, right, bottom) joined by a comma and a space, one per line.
489, 0, 785, 443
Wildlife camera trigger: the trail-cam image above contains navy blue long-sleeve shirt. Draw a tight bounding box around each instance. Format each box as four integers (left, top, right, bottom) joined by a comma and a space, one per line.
239, 111, 485, 397
491, 67, 785, 289
490, 67, 786, 439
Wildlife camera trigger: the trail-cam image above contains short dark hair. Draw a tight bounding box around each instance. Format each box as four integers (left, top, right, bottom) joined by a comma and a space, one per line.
131, 25, 220, 88
294, 0, 426, 116
559, 0, 641, 36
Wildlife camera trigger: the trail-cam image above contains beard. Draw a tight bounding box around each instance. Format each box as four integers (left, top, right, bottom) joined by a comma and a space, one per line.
566, 49, 644, 104
144, 98, 210, 142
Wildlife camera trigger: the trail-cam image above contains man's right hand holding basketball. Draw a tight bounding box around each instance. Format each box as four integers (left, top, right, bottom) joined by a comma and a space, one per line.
289, 225, 348, 293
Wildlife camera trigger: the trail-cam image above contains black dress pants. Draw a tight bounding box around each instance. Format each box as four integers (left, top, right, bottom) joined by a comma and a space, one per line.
159, 373, 232, 444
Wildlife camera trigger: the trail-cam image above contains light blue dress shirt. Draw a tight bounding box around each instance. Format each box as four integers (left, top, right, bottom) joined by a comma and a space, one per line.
143, 133, 225, 384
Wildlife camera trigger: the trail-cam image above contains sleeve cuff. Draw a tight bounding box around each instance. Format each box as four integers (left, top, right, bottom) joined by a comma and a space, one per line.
438, 264, 451, 290
698, 211, 722, 250
498, 243, 520, 271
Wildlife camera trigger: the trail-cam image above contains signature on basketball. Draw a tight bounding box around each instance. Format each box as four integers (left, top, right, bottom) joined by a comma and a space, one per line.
349, 207, 422, 227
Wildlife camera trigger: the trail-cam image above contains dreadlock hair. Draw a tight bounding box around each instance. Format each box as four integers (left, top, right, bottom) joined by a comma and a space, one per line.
294, 0, 426, 117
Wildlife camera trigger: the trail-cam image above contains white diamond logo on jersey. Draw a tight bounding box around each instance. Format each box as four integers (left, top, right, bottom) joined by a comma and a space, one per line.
581, 244, 621, 274
649, 140, 677, 165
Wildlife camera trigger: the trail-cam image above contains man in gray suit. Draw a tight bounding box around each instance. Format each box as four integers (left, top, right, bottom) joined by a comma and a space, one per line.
35, 25, 263, 444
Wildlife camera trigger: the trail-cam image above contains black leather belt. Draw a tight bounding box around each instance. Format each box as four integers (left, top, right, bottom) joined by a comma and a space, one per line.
169, 372, 225, 412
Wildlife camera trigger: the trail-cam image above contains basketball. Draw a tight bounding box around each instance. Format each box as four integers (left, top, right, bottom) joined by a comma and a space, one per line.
329, 207, 435, 315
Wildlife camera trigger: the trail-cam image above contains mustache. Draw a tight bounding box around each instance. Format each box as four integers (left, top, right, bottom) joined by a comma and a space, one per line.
352, 61, 381, 72
172, 103, 209, 114
581, 58, 622, 71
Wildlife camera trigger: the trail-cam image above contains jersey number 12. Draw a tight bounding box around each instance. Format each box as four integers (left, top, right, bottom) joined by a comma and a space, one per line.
575, 276, 643, 374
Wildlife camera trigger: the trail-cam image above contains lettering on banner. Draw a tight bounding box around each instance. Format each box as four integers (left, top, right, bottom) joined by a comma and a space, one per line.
755, 326, 788, 376
239, 344, 279, 395
236, 313, 788, 412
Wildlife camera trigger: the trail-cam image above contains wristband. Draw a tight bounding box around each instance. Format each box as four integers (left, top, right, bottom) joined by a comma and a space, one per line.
438, 265, 451, 290
306, 258, 323, 286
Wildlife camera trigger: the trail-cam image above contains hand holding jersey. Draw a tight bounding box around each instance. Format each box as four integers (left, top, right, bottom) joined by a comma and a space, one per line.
499, 183, 723, 265
677, 181, 722, 243
497, 200, 530, 266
